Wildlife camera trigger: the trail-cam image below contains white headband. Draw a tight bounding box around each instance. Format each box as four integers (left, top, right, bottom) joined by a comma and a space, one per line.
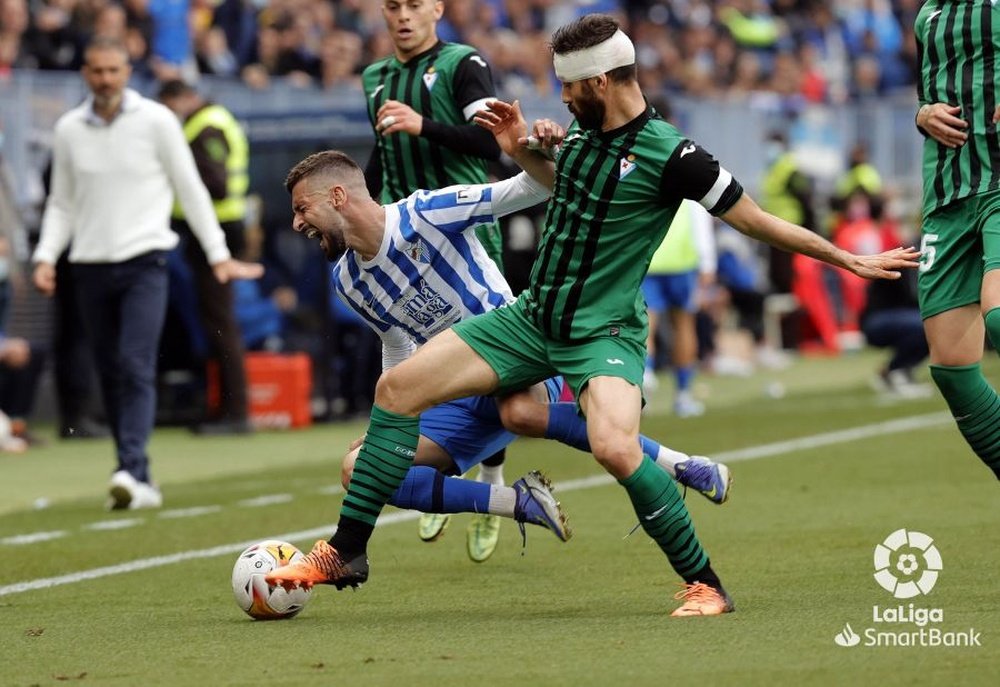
552, 29, 636, 83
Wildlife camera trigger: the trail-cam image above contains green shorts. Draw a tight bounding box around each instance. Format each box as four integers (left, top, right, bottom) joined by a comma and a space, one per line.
452, 297, 645, 404
919, 189, 1000, 319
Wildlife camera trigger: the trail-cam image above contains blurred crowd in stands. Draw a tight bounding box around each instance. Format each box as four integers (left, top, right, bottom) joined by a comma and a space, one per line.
0, 0, 929, 451
1, 0, 919, 101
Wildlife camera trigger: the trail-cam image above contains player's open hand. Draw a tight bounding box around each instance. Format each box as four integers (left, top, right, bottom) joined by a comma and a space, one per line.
917, 103, 968, 148
848, 246, 922, 280
212, 259, 265, 284
474, 99, 528, 156
376, 100, 423, 137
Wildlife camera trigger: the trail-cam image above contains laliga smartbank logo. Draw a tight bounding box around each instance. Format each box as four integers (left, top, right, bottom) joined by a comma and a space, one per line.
832, 529, 982, 649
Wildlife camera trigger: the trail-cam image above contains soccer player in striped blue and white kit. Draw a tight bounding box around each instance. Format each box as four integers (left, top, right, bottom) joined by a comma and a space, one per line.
273, 144, 731, 573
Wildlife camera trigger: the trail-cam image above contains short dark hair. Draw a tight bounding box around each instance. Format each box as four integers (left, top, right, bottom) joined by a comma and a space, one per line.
284, 150, 364, 194
157, 79, 196, 101
83, 35, 130, 63
550, 14, 637, 84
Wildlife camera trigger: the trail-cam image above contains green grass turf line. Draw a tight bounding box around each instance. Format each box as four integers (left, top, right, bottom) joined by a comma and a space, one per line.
1, 352, 997, 685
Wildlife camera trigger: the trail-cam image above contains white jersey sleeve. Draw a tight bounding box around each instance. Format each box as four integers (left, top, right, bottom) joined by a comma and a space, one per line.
379, 326, 417, 371
408, 172, 549, 235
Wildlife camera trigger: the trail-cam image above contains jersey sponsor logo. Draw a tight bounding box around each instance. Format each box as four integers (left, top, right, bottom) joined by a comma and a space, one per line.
401, 280, 454, 326
455, 186, 483, 204
609, 325, 620, 337
606, 358, 625, 365
680, 143, 696, 158
423, 67, 438, 92
370, 84, 385, 99
618, 154, 637, 180
469, 55, 488, 68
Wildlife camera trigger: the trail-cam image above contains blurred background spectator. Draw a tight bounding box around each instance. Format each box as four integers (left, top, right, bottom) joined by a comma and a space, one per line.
0, 0, 927, 426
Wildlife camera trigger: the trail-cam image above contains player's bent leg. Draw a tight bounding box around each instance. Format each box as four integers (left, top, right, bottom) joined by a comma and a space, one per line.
376, 330, 500, 415
581, 376, 732, 616
925, 304, 1000, 479
306, 331, 502, 587
501, 390, 733, 504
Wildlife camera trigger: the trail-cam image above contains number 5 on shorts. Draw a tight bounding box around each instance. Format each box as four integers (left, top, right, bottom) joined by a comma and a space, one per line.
920, 233, 938, 273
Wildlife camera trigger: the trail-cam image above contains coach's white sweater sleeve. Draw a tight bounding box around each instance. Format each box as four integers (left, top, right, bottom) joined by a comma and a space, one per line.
380, 327, 417, 371
157, 107, 231, 265
489, 172, 550, 219
33, 124, 76, 265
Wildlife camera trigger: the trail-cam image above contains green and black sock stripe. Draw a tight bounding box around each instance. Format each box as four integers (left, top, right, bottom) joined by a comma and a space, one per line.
620, 458, 711, 581
339, 405, 420, 526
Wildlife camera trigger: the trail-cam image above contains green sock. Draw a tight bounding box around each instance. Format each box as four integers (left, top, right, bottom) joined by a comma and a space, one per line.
341, 404, 420, 526
619, 458, 711, 581
930, 363, 1000, 479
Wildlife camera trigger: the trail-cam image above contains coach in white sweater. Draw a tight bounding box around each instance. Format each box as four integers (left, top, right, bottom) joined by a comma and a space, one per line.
33, 37, 262, 510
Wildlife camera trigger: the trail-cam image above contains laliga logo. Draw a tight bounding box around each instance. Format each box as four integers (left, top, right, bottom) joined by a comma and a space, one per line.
873, 528, 942, 599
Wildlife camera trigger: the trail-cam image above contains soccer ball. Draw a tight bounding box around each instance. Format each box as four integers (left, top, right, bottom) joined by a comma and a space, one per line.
231, 540, 313, 620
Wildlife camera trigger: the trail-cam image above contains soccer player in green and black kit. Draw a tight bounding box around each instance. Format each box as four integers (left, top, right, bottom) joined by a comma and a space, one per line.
913, 1, 1000, 480
269, 14, 919, 616
362, 0, 508, 560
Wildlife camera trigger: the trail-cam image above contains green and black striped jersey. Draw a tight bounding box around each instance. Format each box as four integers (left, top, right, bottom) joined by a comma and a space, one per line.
363, 42, 495, 203
523, 108, 743, 341
916, 0, 1000, 216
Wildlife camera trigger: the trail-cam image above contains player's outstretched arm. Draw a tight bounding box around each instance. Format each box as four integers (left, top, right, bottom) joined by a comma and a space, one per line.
474, 99, 558, 190
720, 193, 921, 280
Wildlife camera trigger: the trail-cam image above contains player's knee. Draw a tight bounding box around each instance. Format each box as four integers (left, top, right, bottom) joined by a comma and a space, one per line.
588, 434, 639, 476
374, 370, 410, 413
499, 397, 545, 436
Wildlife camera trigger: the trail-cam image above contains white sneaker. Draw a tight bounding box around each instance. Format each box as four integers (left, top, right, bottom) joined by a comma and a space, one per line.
643, 368, 659, 394
674, 392, 706, 418
884, 369, 934, 399
108, 470, 162, 510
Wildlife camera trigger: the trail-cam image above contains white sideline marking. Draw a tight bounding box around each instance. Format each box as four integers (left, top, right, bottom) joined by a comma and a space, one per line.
317, 485, 344, 496
1, 531, 67, 546
0, 511, 420, 597
159, 506, 223, 519
84, 518, 143, 531
238, 494, 293, 507
0, 412, 952, 597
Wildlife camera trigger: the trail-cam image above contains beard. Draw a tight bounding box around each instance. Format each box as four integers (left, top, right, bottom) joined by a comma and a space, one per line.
568, 85, 606, 130
321, 232, 346, 262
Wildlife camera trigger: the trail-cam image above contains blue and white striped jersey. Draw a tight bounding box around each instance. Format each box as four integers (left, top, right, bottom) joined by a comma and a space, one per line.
333, 172, 550, 369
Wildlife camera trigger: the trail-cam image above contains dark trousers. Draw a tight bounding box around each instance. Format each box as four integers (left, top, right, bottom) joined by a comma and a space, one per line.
0, 344, 45, 419
73, 251, 169, 483
54, 253, 100, 425
178, 220, 248, 420
862, 308, 929, 372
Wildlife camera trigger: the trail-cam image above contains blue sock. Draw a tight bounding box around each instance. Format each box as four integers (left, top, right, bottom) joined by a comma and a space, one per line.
546, 402, 591, 451
675, 365, 694, 392
391, 465, 493, 513
546, 401, 663, 461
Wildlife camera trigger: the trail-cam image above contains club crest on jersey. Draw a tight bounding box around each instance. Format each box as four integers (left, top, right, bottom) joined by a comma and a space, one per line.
619, 154, 637, 180
423, 67, 438, 91
407, 240, 430, 264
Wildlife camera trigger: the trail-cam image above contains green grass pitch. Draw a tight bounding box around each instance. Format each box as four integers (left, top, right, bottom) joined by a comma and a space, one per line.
1, 351, 996, 686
